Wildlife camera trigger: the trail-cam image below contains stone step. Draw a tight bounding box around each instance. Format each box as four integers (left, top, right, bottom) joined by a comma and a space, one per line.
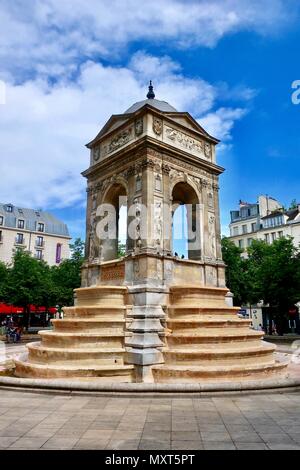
27, 342, 126, 365
163, 339, 267, 350
166, 329, 263, 345
51, 318, 126, 333
167, 319, 252, 330
168, 306, 240, 319
152, 361, 287, 383
75, 286, 127, 307
39, 330, 125, 348
63, 306, 127, 319
15, 357, 135, 381
164, 343, 276, 365
169, 286, 230, 308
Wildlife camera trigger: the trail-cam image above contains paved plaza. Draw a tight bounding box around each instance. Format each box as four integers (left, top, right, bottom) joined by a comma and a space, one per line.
0, 388, 300, 450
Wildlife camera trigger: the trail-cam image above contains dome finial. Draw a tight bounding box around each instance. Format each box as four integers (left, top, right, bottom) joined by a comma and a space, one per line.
146, 80, 155, 99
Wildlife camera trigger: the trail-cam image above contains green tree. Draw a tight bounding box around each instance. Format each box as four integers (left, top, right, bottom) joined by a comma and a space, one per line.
0, 261, 8, 300
50, 238, 85, 307
5, 250, 52, 330
117, 242, 126, 258
221, 237, 251, 306
247, 237, 300, 334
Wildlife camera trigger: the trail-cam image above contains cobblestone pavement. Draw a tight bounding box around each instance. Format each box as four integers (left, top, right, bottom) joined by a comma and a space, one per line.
0, 388, 300, 450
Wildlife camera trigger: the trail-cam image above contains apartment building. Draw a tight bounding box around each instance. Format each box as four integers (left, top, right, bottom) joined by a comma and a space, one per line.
228, 195, 300, 255
0, 203, 71, 265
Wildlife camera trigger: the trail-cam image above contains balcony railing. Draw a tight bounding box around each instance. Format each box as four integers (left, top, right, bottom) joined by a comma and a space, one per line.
35, 240, 45, 248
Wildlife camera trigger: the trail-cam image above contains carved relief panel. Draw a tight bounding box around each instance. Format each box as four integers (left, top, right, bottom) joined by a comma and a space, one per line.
207, 212, 216, 259
153, 198, 163, 249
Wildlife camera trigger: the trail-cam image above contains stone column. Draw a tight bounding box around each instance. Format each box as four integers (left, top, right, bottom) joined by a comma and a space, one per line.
125, 284, 167, 382
124, 157, 167, 382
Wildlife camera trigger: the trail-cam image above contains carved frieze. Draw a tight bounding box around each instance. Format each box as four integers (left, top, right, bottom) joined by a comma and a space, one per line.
204, 142, 212, 159
162, 163, 171, 175
153, 117, 163, 135
100, 126, 134, 158
146, 148, 162, 159
165, 126, 207, 158
93, 145, 101, 162
135, 118, 143, 136
162, 155, 211, 178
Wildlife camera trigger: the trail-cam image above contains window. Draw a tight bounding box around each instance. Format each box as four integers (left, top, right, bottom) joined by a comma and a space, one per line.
233, 226, 239, 236
265, 233, 270, 243
35, 249, 43, 260
271, 232, 276, 241
250, 206, 258, 216
264, 215, 283, 229
36, 236, 44, 247
247, 238, 253, 246
16, 233, 24, 244
18, 219, 25, 229
241, 208, 250, 218
6, 205, 13, 212
0, 216, 3, 225
238, 239, 244, 249
242, 224, 247, 234
56, 243, 62, 263
251, 222, 256, 232
0, 230, 2, 242
278, 231, 284, 238
37, 222, 45, 232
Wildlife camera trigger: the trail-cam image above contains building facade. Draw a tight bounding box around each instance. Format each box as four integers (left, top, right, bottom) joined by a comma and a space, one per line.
228, 195, 300, 255
0, 203, 71, 265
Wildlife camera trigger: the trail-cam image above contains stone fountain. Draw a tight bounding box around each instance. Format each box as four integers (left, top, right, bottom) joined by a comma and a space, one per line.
15, 83, 287, 384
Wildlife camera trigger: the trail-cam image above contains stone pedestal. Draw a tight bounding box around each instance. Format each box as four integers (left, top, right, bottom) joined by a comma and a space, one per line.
125, 285, 167, 382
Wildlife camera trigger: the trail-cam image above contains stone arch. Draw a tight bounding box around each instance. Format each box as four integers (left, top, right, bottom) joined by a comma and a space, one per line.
98, 180, 128, 261
100, 176, 129, 205
171, 180, 201, 260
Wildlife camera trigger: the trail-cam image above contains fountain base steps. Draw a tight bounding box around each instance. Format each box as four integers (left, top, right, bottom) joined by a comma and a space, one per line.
152, 285, 288, 383
15, 286, 134, 381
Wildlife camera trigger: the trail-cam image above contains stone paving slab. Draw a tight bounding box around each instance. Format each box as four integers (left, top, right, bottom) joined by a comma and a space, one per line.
0, 389, 300, 449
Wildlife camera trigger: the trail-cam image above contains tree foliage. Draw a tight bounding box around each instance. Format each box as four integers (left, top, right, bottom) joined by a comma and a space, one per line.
0, 261, 8, 300
221, 237, 249, 306
222, 236, 300, 333
50, 238, 85, 307
0, 239, 85, 327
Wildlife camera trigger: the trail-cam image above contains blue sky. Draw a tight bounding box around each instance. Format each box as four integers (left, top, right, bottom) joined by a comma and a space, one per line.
0, 0, 299, 245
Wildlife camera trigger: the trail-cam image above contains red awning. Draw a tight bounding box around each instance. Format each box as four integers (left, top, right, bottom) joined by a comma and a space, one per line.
0, 303, 57, 315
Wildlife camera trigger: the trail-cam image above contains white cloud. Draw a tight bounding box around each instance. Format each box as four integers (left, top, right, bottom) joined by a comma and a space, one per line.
199, 107, 247, 141
0, 0, 298, 80
0, 53, 248, 210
